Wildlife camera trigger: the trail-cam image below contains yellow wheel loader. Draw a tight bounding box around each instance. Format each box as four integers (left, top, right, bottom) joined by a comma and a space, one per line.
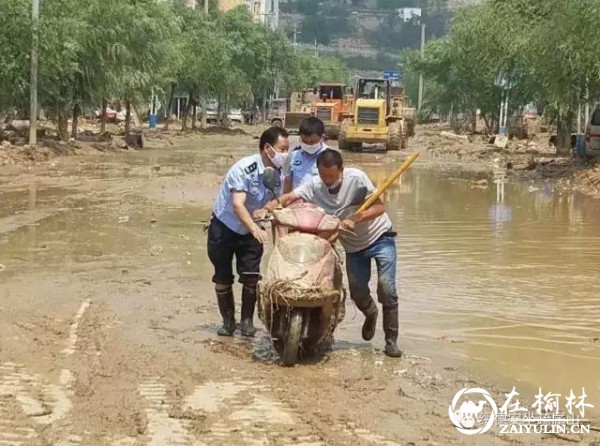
338, 78, 415, 151
270, 89, 313, 132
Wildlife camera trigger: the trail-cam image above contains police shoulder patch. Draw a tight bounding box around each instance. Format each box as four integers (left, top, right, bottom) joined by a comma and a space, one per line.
244, 162, 258, 175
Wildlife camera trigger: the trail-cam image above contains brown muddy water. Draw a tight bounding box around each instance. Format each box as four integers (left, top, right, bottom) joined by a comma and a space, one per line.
1, 139, 600, 441
353, 154, 600, 415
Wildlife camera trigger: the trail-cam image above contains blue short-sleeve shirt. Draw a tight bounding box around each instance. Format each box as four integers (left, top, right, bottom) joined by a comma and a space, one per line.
284, 143, 329, 190
212, 154, 281, 235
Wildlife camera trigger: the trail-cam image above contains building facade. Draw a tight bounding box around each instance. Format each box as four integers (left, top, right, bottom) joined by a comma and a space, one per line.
397, 7, 422, 22
218, 0, 279, 29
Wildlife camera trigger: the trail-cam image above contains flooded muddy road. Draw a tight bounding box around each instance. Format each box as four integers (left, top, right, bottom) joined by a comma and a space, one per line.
0, 134, 599, 445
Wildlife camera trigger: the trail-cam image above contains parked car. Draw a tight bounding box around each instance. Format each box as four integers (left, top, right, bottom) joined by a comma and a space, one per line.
205, 108, 218, 123
585, 108, 600, 156
95, 106, 125, 123
522, 103, 539, 119
199, 106, 244, 125
228, 108, 244, 124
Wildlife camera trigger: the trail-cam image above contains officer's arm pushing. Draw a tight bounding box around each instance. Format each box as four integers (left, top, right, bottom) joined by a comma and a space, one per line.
232, 191, 269, 244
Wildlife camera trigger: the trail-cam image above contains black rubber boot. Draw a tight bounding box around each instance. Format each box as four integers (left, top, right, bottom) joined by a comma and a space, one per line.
240, 284, 257, 337
354, 296, 378, 341
216, 289, 236, 336
383, 306, 402, 358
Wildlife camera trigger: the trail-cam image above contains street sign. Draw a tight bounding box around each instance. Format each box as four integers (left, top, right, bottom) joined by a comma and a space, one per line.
383, 70, 400, 81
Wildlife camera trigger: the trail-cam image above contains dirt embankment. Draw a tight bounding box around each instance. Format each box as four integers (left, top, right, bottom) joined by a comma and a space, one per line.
416, 124, 600, 198
0, 119, 258, 167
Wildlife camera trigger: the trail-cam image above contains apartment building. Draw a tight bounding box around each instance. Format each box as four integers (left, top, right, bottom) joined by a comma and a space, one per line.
218, 0, 279, 29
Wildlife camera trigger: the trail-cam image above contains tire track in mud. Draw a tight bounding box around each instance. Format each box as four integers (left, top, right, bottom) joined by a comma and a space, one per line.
0, 386, 38, 446
139, 379, 194, 446
0, 362, 72, 445
0, 299, 95, 445
199, 341, 405, 445
54, 299, 93, 446
137, 377, 328, 446
62, 299, 91, 357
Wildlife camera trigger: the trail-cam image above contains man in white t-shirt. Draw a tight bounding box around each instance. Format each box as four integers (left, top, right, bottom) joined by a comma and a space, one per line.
259, 149, 402, 357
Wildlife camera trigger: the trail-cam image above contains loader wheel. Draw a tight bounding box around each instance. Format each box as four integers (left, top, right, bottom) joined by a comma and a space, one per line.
387, 122, 402, 151
325, 125, 340, 140
400, 120, 408, 149
338, 122, 349, 151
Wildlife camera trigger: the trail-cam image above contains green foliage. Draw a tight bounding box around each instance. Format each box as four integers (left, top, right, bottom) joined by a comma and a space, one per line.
0, 0, 348, 127
0, 0, 32, 111
403, 0, 600, 144
366, 1, 450, 52
286, 0, 354, 44
341, 53, 401, 72
279, 51, 350, 97
377, 0, 418, 10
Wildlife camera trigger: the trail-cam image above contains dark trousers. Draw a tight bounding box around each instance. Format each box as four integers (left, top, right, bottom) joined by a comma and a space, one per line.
206, 216, 263, 286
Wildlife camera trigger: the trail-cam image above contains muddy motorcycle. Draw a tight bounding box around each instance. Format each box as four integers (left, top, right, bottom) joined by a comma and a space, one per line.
257, 169, 346, 366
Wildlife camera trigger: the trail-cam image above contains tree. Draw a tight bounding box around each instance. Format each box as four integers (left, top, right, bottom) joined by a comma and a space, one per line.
0, 0, 350, 138
411, 0, 600, 152
0, 0, 31, 114
403, 1, 533, 131
173, 2, 231, 129
110, 0, 180, 137
278, 51, 349, 98
521, 0, 600, 153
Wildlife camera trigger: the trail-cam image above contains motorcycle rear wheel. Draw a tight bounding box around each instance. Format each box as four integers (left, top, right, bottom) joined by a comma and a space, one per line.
282, 310, 303, 366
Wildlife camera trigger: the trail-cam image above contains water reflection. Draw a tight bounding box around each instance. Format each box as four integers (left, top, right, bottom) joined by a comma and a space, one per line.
356, 162, 600, 413
489, 172, 512, 222
2, 146, 599, 416
26, 182, 38, 259
28, 181, 37, 211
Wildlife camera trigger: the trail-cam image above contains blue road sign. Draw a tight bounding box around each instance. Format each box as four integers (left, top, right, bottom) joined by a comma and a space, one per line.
383, 70, 400, 81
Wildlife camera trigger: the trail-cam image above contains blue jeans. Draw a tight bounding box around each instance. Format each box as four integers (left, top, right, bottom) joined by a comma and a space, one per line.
345, 235, 399, 309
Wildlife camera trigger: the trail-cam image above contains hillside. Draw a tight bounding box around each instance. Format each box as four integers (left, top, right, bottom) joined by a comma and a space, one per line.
280, 0, 458, 71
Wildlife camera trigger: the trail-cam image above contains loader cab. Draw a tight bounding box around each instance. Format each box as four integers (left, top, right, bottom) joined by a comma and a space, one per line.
351, 78, 394, 126
316, 84, 344, 102
312, 83, 349, 138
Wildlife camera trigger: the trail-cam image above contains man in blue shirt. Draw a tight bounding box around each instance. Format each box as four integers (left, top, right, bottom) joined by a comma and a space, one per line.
207, 127, 289, 337
283, 117, 329, 193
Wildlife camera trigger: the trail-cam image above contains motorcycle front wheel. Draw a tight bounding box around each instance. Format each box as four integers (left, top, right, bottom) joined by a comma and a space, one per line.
282, 309, 303, 366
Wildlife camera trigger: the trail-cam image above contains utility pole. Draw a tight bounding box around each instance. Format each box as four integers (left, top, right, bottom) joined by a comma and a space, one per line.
293, 24, 298, 47
417, 21, 426, 111
204, 0, 208, 14
585, 81, 590, 127
29, 0, 40, 146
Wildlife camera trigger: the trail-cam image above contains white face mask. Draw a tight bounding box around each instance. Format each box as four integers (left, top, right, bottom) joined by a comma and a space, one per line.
268, 146, 288, 169
328, 177, 342, 193
301, 142, 321, 155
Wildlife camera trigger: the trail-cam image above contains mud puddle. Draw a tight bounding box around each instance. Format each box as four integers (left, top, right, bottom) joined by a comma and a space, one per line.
1, 137, 599, 444
351, 157, 600, 415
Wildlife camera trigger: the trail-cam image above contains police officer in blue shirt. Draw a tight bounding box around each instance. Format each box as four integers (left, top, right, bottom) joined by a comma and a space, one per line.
207, 127, 289, 337
283, 117, 329, 193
